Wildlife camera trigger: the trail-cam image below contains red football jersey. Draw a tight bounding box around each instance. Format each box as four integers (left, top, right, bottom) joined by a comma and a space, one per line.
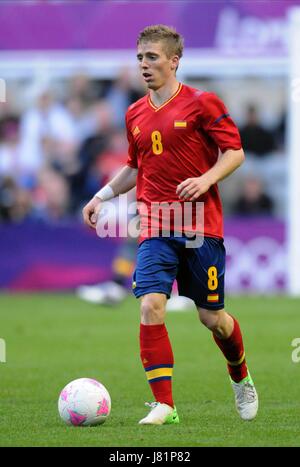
126, 83, 242, 240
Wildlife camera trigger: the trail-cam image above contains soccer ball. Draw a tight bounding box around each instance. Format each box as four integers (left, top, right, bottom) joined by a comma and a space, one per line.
58, 378, 111, 426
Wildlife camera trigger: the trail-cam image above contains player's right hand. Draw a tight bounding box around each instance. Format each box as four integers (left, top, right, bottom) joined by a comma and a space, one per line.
82, 196, 102, 229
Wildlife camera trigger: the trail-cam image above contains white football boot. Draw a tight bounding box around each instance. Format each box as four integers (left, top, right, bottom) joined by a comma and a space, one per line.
231, 373, 258, 421
138, 402, 179, 425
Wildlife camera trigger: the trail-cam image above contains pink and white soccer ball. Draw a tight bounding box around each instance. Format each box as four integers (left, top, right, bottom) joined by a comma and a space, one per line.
58, 378, 111, 426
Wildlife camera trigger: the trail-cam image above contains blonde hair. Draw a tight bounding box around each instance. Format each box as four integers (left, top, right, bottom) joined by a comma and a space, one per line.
137, 24, 184, 59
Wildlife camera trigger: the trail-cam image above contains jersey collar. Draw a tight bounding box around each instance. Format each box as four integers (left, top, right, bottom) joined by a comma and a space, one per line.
148, 83, 183, 112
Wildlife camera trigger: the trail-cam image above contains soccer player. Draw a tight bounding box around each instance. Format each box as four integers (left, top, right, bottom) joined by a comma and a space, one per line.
76, 236, 136, 305
82, 25, 258, 425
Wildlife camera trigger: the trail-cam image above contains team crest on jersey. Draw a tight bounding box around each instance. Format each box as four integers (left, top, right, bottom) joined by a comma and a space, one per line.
174, 121, 187, 129
132, 126, 140, 136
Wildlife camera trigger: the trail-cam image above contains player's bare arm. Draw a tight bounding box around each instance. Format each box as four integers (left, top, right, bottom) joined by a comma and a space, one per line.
176, 148, 245, 201
82, 165, 138, 229
108, 165, 138, 196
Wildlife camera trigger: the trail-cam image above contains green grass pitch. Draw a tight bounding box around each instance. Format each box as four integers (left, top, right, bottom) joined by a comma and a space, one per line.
0, 293, 299, 447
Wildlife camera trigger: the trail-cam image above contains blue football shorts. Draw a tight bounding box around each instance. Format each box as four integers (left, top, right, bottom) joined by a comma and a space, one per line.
132, 236, 225, 310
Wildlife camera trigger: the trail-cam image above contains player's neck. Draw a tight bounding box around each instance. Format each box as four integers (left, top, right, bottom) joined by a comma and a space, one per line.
149, 79, 180, 107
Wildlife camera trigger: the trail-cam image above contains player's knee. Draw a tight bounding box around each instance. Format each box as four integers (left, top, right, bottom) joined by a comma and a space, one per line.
198, 308, 222, 332
140, 294, 166, 324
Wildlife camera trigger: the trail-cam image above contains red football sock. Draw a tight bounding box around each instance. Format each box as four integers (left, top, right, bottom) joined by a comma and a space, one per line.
140, 323, 174, 408
213, 316, 248, 383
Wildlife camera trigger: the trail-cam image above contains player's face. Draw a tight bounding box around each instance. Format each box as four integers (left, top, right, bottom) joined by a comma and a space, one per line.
137, 41, 178, 90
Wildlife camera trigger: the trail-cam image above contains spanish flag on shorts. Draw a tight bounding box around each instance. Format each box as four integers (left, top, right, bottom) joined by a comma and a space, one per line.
207, 293, 219, 303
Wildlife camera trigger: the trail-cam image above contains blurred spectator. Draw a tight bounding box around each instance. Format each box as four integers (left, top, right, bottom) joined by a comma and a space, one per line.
96, 128, 129, 183
34, 168, 71, 221
274, 112, 286, 151
68, 100, 115, 212
64, 74, 104, 144
0, 176, 32, 222
105, 68, 145, 128
0, 92, 17, 121
19, 89, 78, 178
66, 96, 97, 145
239, 105, 276, 157
232, 176, 274, 217
0, 117, 21, 173
68, 73, 100, 107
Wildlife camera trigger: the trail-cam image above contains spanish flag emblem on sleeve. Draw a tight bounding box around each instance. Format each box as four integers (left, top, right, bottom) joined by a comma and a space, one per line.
207, 294, 219, 303
174, 121, 187, 128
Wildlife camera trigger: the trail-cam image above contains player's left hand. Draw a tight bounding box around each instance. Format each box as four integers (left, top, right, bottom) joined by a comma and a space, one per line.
176, 176, 212, 201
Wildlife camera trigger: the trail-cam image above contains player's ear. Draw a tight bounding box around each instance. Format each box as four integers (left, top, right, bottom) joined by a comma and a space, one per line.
171, 55, 179, 71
